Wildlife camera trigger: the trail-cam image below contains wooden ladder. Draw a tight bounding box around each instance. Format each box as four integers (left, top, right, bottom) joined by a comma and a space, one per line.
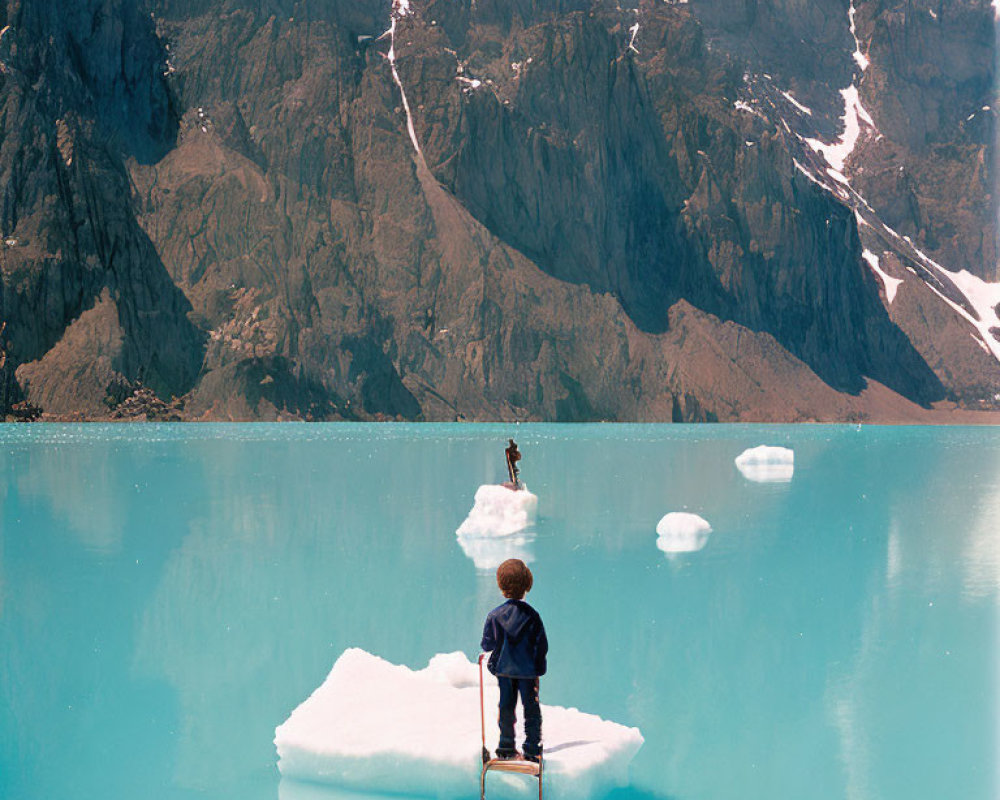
478, 653, 542, 800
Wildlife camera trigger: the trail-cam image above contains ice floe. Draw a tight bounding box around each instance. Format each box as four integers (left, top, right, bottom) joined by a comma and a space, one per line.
457, 484, 538, 538
456, 484, 539, 569
655, 512, 711, 555
274, 649, 644, 799
735, 446, 795, 483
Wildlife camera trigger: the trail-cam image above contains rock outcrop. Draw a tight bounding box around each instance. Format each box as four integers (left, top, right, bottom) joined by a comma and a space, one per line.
0, 0, 206, 416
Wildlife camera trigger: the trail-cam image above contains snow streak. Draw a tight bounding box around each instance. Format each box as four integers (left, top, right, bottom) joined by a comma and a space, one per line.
804, 1, 874, 174
861, 250, 902, 304
781, 90, 812, 116
627, 23, 640, 54
387, 0, 422, 156
848, 0, 869, 70
787, 1, 1000, 363
805, 85, 874, 173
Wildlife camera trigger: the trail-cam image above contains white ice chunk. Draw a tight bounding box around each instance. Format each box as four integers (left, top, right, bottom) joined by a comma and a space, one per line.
274, 649, 644, 799
456, 484, 538, 538
456, 485, 539, 569
735, 445, 795, 483
655, 512, 711, 555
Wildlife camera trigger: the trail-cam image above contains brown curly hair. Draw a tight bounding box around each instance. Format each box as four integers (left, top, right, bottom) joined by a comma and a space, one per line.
496, 558, 533, 599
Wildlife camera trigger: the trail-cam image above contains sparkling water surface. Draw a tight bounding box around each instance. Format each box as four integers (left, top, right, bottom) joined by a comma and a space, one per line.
1, 423, 997, 800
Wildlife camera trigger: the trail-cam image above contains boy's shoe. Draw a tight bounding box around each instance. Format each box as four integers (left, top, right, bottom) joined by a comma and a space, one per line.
495, 750, 522, 760
523, 753, 541, 764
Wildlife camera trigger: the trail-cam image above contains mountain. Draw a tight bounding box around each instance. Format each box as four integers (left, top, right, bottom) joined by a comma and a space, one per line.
0, 0, 997, 421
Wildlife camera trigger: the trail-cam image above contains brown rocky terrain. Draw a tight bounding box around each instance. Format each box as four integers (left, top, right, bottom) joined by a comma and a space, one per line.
0, 0, 997, 422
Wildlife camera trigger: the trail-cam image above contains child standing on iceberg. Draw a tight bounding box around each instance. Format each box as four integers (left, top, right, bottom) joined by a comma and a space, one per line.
481, 558, 548, 762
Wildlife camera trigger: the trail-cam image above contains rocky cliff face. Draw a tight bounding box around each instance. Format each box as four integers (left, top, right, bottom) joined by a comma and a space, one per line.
0, 0, 205, 416
0, 0, 996, 421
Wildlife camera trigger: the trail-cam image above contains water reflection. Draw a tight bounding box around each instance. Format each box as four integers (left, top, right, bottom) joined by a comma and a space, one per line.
735, 462, 794, 483
0, 472, 6, 616
131, 435, 486, 795
826, 429, 1000, 800
279, 779, 432, 800
457, 530, 536, 570
12, 441, 131, 553
2, 424, 997, 800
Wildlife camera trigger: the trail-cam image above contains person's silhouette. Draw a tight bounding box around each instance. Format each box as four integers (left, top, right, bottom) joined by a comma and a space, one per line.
505, 439, 522, 489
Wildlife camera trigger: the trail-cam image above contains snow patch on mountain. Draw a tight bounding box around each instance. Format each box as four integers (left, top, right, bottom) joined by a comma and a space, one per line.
627, 23, 640, 54
805, 86, 874, 173
862, 250, 903, 305
386, 0, 422, 156
803, 1, 876, 172
781, 90, 812, 116
849, 0, 870, 70
872, 225, 1000, 362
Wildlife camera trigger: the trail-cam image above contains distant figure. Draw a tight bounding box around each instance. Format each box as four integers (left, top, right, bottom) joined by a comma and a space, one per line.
481, 558, 548, 763
505, 439, 521, 489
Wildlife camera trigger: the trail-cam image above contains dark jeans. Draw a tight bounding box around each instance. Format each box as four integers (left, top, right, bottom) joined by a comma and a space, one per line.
497, 676, 542, 758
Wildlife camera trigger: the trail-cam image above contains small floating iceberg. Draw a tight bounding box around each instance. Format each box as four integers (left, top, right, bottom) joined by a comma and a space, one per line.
275, 649, 643, 799
457, 484, 538, 537
735, 445, 794, 483
456, 484, 539, 569
656, 512, 712, 555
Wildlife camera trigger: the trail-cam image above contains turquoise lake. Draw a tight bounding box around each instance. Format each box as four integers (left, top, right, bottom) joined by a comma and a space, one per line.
1, 423, 997, 800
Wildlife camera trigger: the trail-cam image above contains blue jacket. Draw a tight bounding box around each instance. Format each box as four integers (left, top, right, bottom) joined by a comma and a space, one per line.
481, 599, 548, 678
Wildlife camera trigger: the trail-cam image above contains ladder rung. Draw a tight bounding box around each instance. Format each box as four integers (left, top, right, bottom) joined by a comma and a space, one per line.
484, 759, 541, 776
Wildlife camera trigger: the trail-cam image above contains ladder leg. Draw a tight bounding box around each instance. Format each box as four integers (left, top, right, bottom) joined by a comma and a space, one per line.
481, 765, 487, 800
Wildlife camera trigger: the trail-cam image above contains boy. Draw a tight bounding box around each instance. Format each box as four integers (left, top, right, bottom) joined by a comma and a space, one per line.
481, 558, 548, 762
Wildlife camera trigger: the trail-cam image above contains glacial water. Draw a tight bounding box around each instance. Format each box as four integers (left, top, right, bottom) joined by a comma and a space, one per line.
0, 423, 997, 800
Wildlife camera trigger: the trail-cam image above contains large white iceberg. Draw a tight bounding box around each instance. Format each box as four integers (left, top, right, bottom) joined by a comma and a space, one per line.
456, 484, 539, 569
274, 649, 643, 799
655, 512, 712, 555
734, 445, 795, 483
